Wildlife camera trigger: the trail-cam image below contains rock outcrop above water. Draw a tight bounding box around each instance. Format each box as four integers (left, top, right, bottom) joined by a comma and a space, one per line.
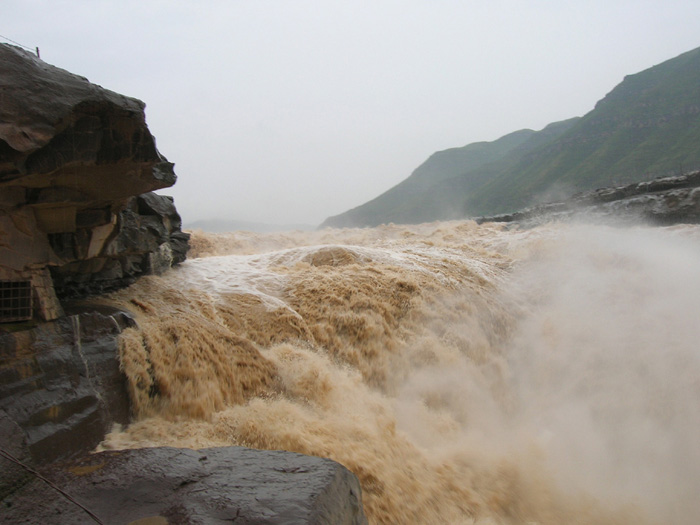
0, 45, 369, 524
477, 170, 700, 226
0, 43, 189, 320
0, 308, 133, 498
2, 446, 368, 525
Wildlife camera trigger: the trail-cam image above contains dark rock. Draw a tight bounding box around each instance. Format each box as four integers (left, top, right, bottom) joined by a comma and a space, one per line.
0, 43, 189, 318
477, 170, 700, 226
0, 410, 33, 500
49, 193, 190, 298
0, 310, 130, 474
0, 45, 172, 194
137, 192, 184, 230
169, 231, 191, 265
1, 446, 368, 525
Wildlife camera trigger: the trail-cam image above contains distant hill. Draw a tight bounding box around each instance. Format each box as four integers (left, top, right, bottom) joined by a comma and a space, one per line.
321, 46, 700, 228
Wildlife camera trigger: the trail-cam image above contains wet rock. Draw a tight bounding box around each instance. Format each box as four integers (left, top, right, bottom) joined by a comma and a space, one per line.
1, 446, 368, 525
0, 410, 32, 500
0, 43, 189, 316
50, 193, 190, 298
0, 310, 131, 476
0, 44, 171, 193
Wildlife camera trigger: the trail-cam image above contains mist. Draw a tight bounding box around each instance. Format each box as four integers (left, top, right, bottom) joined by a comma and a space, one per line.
95, 220, 700, 523
384, 222, 700, 523
505, 224, 700, 522
5, 1, 700, 226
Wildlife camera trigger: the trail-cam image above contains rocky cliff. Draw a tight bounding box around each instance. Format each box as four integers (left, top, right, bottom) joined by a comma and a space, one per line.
0, 40, 189, 502
0, 43, 189, 321
0, 307, 134, 497
0, 44, 367, 523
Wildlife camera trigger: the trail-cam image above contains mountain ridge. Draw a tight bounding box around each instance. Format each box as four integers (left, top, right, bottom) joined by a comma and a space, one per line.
321, 46, 700, 228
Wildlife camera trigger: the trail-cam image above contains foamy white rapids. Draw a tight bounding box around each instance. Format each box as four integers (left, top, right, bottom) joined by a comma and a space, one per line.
100, 220, 700, 525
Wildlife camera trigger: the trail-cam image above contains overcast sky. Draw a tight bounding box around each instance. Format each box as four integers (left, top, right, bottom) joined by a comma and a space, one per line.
4, 1, 700, 227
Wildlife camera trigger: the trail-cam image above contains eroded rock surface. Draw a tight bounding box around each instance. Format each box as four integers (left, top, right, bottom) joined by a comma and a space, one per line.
49, 192, 189, 298
0, 309, 133, 498
0, 44, 172, 193
1, 446, 368, 525
0, 43, 189, 319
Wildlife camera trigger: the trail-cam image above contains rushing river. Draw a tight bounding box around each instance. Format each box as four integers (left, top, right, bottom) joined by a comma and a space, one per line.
99, 220, 700, 524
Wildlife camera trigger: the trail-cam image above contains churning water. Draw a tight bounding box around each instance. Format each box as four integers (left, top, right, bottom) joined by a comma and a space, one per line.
99, 220, 700, 524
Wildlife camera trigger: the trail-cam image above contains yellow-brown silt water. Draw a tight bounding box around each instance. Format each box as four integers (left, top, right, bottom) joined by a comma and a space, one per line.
99, 220, 700, 524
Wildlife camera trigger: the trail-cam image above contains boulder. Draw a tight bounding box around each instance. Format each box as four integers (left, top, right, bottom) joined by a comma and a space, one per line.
0, 44, 173, 194
1, 446, 368, 525
0, 43, 189, 318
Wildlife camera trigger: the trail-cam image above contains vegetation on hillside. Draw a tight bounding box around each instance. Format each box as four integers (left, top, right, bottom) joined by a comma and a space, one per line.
322, 46, 700, 228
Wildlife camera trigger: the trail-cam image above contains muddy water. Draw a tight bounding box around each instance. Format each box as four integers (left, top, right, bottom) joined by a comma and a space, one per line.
99, 221, 700, 524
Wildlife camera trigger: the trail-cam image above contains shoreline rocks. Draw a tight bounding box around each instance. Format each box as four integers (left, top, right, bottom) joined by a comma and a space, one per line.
1, 446, 368, 525
477, 170, 700, 226
0, 308, 132, 485
0, 44, 368, 524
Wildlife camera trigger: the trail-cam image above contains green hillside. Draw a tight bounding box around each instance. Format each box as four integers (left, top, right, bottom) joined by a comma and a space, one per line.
322, 128, 536, 227
321, 46, 700, 228
322, 119, 578, 227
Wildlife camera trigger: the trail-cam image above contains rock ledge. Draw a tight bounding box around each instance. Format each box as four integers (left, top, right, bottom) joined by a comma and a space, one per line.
1, 446, 368, 525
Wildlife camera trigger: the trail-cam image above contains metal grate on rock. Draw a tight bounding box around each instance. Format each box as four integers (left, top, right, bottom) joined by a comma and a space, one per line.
0, 280, 33, 322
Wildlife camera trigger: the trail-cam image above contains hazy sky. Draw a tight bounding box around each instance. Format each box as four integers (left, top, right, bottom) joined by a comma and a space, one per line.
4, 1, 700, 227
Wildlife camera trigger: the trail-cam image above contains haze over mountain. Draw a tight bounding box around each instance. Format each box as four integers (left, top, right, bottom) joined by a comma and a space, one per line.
322, 46, 700, 228
186, 218, 315, 233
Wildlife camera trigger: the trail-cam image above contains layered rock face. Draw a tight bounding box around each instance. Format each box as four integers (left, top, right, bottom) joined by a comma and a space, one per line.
1, 45, 368, 523
2, 447, 368, 524
0, 44, 190, 473
0, 43, 189, 320
0, 308, 133, 499
0, 42, 180, 499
